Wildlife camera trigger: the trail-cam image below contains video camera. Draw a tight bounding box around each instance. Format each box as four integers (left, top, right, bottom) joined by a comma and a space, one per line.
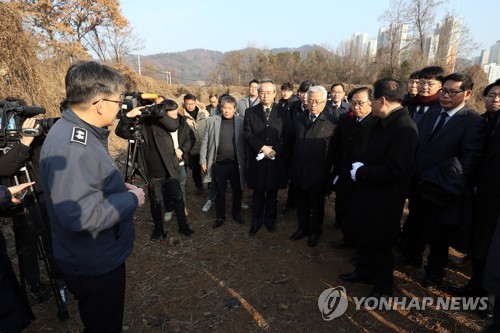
0, 99, 59, 148
121, 92, 166, 118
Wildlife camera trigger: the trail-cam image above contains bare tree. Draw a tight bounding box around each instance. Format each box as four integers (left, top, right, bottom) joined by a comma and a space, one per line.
84, 22, 144, 63
210, 51, 246, 86
378, 0, 416, 76
12, 0, 127, 60
409, 0, 448, 66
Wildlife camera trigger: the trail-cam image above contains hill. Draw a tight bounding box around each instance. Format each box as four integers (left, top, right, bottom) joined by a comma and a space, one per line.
125, 44, 329, 85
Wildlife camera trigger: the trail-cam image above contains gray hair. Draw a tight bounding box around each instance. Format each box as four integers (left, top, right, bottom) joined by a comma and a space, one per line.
258, 79, 277, 93
307, 86, 328, 100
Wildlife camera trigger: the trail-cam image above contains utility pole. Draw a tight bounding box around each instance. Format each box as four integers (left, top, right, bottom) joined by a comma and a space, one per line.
164, 71, 171, 85
137, 53, 141, 76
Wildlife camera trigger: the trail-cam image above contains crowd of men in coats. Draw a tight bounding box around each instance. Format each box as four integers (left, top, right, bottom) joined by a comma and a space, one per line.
190, 68, 500, 331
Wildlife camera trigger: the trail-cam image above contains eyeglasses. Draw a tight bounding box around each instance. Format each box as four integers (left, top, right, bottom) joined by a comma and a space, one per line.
418, 80, 440, 87
439, 89, 465, 97
93, 99, 124, 108
307, 99, 326, 106
331, 91, 345, 95
350, 100, 369, 107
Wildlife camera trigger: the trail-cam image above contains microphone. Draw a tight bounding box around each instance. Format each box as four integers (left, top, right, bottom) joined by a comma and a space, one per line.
20, 106, 46, 116
140, 93, 158, 100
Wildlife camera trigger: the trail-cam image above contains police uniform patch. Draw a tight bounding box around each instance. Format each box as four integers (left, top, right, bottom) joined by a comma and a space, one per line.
71, 127, 88, 145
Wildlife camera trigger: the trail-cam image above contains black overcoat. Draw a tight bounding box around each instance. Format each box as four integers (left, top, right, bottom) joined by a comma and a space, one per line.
331, 112, 379, 193
472, 116, 500, 260
115, 114, 181, 180
290, 111, 336, 190
347, 107, 418, 248
244, 103, 291, 191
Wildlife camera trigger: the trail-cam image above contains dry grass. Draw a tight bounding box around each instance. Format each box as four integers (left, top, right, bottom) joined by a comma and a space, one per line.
1, 169, 491, 332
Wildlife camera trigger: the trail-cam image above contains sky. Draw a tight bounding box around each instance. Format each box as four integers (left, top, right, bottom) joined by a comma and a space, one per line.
120, 0, 499, 59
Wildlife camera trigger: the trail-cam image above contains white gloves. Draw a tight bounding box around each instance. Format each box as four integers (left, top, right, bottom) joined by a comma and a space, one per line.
256, 152, 275, 161
350, 162, 364, 181
332, 175, 339, 185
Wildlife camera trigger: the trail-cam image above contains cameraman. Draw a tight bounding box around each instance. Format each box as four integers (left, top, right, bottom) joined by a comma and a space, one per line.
0, 114, 49, 301
116, 98, 195, 239
1, 181, 37, 332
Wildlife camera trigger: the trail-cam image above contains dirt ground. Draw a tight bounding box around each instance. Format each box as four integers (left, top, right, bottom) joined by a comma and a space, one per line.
2, 152, 493, 333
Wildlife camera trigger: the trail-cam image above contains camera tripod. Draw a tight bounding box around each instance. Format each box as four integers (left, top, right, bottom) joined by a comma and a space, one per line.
124, 123, 149, 185
13, 162, 69, 321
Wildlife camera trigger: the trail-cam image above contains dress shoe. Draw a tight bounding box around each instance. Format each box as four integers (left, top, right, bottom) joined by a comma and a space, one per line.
395, 255, 422, 268
307, 233, 320, 247
232, 215, 244, 224
476, 302, 494, 319
213, 219, 225, 229
365, 290, 391, 308
150, 228, 166, 240
448, 284, 474, 297
339, 271, 371, 284
241, 202, 249, 209
178, 225, 194, 236
330, 238, 353, 249
266, 224, 276, 232
249, 225, 260, 236
421, 277, 442, 290
289, 229, 309, 241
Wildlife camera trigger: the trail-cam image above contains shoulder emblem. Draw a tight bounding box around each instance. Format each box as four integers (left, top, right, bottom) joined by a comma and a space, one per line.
71, 127, 88, 145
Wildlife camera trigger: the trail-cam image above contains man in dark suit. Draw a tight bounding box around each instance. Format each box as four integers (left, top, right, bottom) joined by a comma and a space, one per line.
448, 79, 500, 318
289, 86, 337, 247
278, 82, 299, 111
287, 80, 315, 120
244, 79, 291, 235
339, 78, 418, 301
330, 87, 378, 247
405, 66, 444, 125
282, 80, 314, 214
398, 66, 446, 268
409, 73, 487, 289
325, 83, 349, 123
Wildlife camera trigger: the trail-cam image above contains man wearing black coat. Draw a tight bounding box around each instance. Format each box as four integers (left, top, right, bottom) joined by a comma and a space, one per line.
289, 86, 337, 247
282, 80, 314, 214
409, 73, 487, 289
115, 99, 195, 239
244, 79, 291, 235
340, 78, 418, 301
330, 87, 378, 248
0, 114, 50, 301
324, 82, 349, 124
449, 79, 500, 318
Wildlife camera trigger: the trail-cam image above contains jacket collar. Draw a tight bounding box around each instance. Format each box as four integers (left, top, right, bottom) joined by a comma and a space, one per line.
62, 108, 110, 141
380, 106, 406, 127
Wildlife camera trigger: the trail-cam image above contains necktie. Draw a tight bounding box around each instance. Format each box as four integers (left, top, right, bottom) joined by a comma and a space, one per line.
264, 107, 271, 120
310, 114, 317, 122
430, 112, 449, 140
